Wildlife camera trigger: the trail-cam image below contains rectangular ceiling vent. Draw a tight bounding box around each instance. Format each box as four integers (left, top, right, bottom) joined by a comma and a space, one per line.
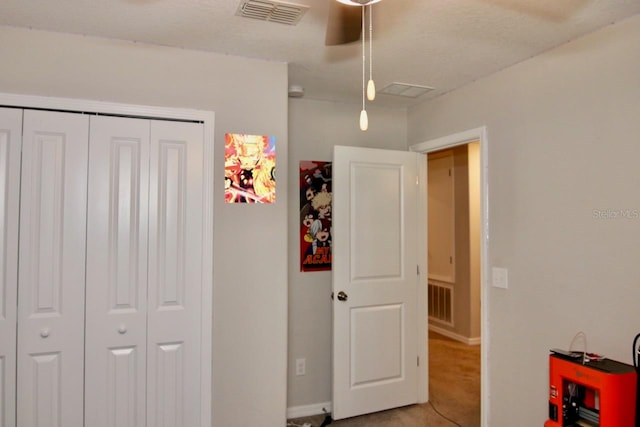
379, 82, 435, 98
236, 0, 309, 25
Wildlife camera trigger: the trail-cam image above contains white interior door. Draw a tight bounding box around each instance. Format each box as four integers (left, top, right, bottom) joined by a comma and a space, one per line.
17, 110, 89, 427
85, 116, 150, 427
0, 107, 22, 427
147, 120, 203, 427
332, 145, 420, 420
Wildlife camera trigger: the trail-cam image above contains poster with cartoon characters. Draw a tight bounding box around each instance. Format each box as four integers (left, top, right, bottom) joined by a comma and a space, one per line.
300, 161, 332, 272
225, 133, 276, 203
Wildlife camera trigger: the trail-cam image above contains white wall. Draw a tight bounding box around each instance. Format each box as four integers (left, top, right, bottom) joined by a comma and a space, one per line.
408, 14, 640, 425
6, 12, 639, 425
0, 26, 288, 427
287, 98, 408, 411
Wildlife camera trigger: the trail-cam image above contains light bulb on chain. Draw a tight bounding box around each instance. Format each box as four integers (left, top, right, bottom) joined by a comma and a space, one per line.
359, 109, 368, 131
367, 4, 376, 101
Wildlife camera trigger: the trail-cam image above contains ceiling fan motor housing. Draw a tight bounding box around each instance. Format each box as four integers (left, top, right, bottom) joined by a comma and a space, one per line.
337, 0, 382, 6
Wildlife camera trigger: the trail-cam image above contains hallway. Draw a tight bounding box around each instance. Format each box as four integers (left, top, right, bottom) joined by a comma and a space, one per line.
428, 331, 481, 426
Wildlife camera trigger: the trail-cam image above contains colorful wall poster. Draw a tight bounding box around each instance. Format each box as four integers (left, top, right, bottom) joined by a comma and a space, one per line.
300, 161, 332, 272
225, 133, 276, 203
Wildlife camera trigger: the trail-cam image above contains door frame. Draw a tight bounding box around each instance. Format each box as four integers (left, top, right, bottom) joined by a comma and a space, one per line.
0, 92, 215, 427
410, 126, 489, 427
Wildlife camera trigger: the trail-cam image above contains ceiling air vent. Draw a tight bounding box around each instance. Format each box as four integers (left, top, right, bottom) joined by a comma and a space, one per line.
379, 82, 435, 98
236, 0, 309, 25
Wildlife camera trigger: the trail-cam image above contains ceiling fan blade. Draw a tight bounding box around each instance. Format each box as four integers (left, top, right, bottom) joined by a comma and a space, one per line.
325, 1, 362, 46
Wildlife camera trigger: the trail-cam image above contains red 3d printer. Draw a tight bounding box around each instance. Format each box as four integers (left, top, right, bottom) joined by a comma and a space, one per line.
545, 349, 637, 427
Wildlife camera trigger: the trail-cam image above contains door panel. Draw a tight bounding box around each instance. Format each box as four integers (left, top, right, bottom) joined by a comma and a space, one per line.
350, 163, 403, 279
0, 107, 22, 427
85, 116, 150, 427
147, 121, 203, 427
351, 304, 404, 386
17, 110, 89, 427
332, 146, 419, 420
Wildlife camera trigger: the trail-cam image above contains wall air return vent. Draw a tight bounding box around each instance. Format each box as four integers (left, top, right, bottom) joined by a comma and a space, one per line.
236, 0, 309, 25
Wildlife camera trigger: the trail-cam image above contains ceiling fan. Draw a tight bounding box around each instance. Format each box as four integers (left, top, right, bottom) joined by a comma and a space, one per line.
324, 0, 383, 130
325, 0, 382, 46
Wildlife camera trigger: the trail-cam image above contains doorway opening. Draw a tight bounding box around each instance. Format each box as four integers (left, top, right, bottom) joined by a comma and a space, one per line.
426, 143, 481, 426
427, 143, 481, 341
411, 126, 489, 427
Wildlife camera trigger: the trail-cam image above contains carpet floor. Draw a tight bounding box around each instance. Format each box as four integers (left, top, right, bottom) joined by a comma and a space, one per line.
288, 331, 481, 427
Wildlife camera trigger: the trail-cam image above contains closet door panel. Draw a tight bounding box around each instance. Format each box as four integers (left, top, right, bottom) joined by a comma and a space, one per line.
0, 107, 22, 427
17, 110, 89, 427
147, 121, 203, 427
85, 116, 150, 427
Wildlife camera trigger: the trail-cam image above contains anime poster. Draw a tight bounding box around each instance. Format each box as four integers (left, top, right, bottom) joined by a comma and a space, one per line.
300, 161, 332, 272
225, 133, 276, 203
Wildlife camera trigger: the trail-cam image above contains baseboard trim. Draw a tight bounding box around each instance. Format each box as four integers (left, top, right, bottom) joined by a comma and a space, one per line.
429, 325, 481, 346
287, 402, 332, 419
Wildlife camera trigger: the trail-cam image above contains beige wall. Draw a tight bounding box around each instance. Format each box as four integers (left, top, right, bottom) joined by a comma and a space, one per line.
452, 146, 472, 338
287, 98, 408, 410
427, 150, 456, 283
0, 26, 288, 427
409, 14, 640, 425
468, 142, 481, 339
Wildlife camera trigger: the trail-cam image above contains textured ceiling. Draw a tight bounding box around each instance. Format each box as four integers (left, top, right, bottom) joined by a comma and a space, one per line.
1, 0, 639, 108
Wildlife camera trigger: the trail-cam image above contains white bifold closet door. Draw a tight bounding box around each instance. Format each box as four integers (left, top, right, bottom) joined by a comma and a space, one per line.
5, 108, 204, 427
0, 107, 22, 427
84, 116, 150, 427
84, 115, 203, 427
146, 119, 203, 427
17, 110, 90, 427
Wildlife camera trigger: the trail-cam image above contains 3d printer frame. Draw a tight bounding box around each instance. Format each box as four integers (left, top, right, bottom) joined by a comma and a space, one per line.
545, 352, 636, 427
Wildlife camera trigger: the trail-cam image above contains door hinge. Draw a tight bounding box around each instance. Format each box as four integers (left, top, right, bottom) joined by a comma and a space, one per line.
416, 175, 419, 186
417, 265, 420, 275
417, 356, 420, 366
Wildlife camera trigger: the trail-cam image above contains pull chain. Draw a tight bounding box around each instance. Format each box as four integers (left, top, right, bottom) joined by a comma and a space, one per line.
367, 4, 376, 101
359, 5, 368, 131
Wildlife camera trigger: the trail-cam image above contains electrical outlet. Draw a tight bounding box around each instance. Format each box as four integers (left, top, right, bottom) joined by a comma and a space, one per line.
492, 267, 508, 289
295, 358, 306, 376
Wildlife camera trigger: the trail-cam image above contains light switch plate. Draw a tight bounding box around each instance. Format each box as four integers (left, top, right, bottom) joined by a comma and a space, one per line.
492, 267, 508, 289
295, 358, 306, 376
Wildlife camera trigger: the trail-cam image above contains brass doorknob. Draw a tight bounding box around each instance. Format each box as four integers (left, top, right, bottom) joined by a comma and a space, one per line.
337, 291, 348, 301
